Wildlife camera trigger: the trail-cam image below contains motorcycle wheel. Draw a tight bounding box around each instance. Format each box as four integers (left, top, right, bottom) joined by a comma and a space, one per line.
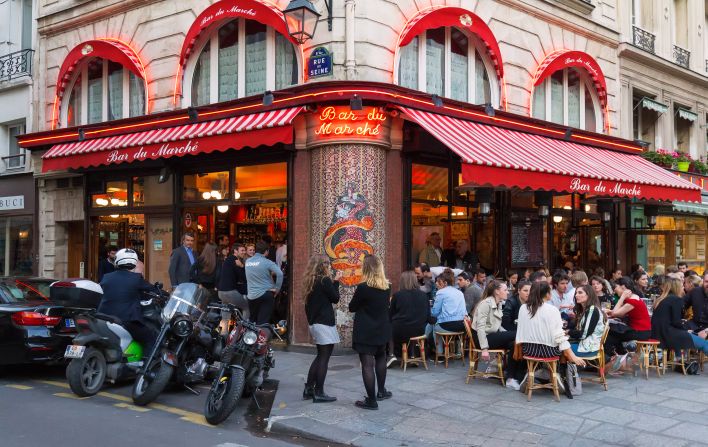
204, 367, 246, 425
66, 347, 106, 397
132, 360, 173, 406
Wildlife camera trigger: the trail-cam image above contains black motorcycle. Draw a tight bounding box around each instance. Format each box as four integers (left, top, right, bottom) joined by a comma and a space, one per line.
131, 283, 223, 406
203, 305, 286, 425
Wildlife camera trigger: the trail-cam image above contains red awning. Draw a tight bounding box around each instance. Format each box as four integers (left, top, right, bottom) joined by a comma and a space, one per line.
400, 107, 702, 203
41, 107, 303, 172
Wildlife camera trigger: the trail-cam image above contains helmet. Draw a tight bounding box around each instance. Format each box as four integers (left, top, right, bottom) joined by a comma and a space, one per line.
115, 248, 138, 270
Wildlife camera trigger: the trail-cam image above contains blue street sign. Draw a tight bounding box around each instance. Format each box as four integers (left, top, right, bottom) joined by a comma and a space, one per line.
308, 47, 332, 78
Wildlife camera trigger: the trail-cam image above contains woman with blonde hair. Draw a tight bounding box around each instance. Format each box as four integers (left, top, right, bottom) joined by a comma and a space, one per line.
349, 254, 392, 410
652, 277, 708, 355
303, 255, 342, 403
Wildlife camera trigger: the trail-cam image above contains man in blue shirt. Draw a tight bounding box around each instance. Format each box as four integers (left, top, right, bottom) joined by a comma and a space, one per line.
168, 232, 196, 289
425, 269, 467, 354
245, 241, 283, 324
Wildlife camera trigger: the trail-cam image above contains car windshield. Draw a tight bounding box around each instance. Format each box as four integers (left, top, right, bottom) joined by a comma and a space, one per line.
0, 283, 29, 303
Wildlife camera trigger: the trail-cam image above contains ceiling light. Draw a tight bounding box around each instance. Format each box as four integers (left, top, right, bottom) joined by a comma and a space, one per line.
234, 191, 241, 200
553, 215, 563, 223
211, 190, 222, 200
110, 198, 120, 205
202, 191, 211, 200
217, 205, 229, 214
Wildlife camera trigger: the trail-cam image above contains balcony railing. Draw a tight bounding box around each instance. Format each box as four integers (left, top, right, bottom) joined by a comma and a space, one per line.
673, 45, 690, 69
0, 49, 34, 82
1, 153, 26, 170
632, 26, 655, 54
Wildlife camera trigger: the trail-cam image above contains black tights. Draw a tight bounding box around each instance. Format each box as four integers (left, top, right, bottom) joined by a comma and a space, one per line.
306, 344, 334, 393
359, 352, 387, 399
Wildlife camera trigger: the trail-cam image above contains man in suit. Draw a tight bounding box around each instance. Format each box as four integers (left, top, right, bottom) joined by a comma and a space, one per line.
169, 232, 196, 288
97, 246, 117, 282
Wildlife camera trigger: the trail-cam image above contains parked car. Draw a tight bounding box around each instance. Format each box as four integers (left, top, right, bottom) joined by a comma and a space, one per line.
0, 277, 101, 367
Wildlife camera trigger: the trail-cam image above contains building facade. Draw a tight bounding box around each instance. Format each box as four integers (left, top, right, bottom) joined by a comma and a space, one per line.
18, 0, 705, 345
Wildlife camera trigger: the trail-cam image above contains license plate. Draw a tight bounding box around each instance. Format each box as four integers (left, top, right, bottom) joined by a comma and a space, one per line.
64, 345, 85, 359
65, 318, 75, 328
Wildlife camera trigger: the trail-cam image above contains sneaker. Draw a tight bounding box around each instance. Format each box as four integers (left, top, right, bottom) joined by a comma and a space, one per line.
505, 378, 521, 391
484, 363, 498, 374
386, 356, 397, 368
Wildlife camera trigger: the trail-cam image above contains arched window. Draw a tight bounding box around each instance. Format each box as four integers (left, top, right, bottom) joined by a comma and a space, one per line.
185, 18, 299, 107
62, 58, 146, 127
531, 68, 601, 132
397, 27, 497, 106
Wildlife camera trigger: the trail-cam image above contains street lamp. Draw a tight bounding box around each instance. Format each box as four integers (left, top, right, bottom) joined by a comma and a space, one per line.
283, 0, 321, 44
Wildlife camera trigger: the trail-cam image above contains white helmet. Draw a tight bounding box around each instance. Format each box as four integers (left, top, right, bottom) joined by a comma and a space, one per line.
115, 248, 138, 270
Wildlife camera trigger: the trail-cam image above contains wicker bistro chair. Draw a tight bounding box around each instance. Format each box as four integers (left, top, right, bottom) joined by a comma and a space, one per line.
663, 348, 695, 375
636, 339, 662, 379
579, 325, 610, 390
401, 335, 428, 372
524, 355, 561, 402
434, 330, 465, 368
462, 317, 505, 386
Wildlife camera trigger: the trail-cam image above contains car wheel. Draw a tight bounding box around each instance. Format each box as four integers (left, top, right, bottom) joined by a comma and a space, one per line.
66, 347, 106, 397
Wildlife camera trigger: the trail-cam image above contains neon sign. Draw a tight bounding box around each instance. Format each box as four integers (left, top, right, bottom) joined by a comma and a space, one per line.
314, 106, 387, 138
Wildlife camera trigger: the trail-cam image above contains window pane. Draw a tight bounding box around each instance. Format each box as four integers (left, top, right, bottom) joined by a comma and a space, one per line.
8, 125, 24, 168
67, 76, 81, 127
133, 176, 173, 207
275, 33, 298, 89
87, 59, 103, 124
107, 61, 123, 121
585, 85, 597, 132
21, 0, 32, 50
411, 164, 448, 202
218, 21, 238, 102
450, 29, 468, 102
0, 217, 34, 276
191, 42, 210, 106
567, 69, 580, 128
129, 72, 145, 117
182, 171, 230, 201
425, 28, 445, 96
92, 180, 128, 207
474, 51, 491, 105
235, 163, 287, 201
550, 70, 564, 125
245, 21, 267, 96
398, 37, 418, 90
532, 80, 546, 120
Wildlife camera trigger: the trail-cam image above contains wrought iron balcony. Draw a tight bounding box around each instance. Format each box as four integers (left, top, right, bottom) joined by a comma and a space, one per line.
632, 26, 655, 54
1, 153, 26, 170
673, 45, 690, 69
0, 49, 34, 82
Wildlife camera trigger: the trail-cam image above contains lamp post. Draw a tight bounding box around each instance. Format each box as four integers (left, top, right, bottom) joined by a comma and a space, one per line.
283, 0, 321, 44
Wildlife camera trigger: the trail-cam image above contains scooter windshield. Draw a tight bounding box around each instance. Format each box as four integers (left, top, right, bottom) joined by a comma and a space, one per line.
161, 283, 208, 321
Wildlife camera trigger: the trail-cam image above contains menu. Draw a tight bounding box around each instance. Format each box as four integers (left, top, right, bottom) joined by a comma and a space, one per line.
511, 220, 544, 266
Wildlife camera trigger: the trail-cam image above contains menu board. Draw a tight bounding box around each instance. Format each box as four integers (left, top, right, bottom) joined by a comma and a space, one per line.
511, 220, 544, 266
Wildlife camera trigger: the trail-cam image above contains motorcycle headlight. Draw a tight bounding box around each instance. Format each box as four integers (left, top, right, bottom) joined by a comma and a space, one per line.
170, 314, 193, 338
243, 330, 258, 345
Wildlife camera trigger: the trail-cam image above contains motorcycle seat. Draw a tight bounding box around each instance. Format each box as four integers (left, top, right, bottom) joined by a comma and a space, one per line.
94, 313, 124, 326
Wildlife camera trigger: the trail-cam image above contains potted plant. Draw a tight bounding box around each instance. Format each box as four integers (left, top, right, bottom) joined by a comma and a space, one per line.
674, 152, 692, 172
642, 149, 674, 168
691, 159, 708, 175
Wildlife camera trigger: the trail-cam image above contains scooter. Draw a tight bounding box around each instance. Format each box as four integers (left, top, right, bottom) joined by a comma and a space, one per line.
64, 283, 167, 397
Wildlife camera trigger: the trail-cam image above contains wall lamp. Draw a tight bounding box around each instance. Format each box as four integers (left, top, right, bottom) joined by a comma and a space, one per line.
597, 199, 614, 224
350, 94, 363, 110
644, 204, 659, 229
534, 191, 553, 218
262, 90, 274, 106
283, 0, 322, 44
476, 188, 493, 216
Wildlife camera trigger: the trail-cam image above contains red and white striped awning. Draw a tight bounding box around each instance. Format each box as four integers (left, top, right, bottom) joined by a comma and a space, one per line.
400, 107, 701, 202
41, 107, 303, 172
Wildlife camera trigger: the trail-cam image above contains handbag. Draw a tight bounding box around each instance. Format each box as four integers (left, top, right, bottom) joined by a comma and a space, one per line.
565, 363, 583, 396
608, 319, 630, 334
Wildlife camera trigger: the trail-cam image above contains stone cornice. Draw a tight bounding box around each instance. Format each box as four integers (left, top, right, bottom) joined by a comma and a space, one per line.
618, 43, 708, 87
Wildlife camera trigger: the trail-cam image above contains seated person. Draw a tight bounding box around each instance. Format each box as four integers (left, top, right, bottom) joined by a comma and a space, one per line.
568, 285, 606, 357
652, 277, 708, 355
390, 271, 430, 358
684, 272, 708, 332
98, 248, 157, 352
502, 280, 532, 331
472, 280, 522, 390
550, 271, 575, 322
457, 272, 479, 315
426, 269, 467, 354
604, 277, 651, 360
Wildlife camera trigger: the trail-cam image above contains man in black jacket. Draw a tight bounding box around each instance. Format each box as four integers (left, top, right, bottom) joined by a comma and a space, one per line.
684, 272, 708, 331
217, 243, 250, 325
97, 246, 117, 282
168, 232, 196, 288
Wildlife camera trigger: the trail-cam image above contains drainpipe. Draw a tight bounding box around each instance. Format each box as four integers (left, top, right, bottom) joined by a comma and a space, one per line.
344, 0, 356, 80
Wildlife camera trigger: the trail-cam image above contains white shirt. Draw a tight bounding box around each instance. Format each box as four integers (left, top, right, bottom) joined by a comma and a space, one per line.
275, 244, 287, 268
516, 302, 570, 351
550, 288, 575, 314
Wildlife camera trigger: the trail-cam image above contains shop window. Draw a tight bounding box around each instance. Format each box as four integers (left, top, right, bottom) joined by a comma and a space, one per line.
532, 68, 601, 132
674, 103, 695, 153
0, 216, 33, 276
62, 58, 146, 127
234, 162, 287, 201
183, 171, 230, 202
411, 164, 448, 202
187, 19, 299, 106
397, 27, 496, 106
92, 180, 129, 207
132, 176, 173, 207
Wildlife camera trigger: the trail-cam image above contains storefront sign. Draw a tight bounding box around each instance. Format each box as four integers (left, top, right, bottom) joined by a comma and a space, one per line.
153, 240, 163, 251
568, 177, 642, 198
307, 106, 391, 146
307, 47, 332, 78
0, 195, 24, 211
106, 140, 200, 165
184, 213, 192, 228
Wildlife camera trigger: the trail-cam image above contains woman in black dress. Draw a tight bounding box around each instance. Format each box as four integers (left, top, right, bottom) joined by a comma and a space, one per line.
390, 271, 430, 358
652, 276, 708, 355
349, 254, 392, 410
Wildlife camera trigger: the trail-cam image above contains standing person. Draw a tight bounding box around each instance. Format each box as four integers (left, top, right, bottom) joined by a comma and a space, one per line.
684, 272, 708, 332
604, 277, 651, 361
245, 243, 256, 258
275, 234, 287, 270
191, 242, 218, 291
303, 255, 342, 403
98, 246, 117, 282
390, 271, 430, 360
677, 262, 688, 274
349, 255, 392, 410
502, 280, 532, 331
168, 232, 196, 289
568, 285, 606, 357
217, 243, 249, 323
447, 240, 479, 271
652, 277, 708, 355
245, 241, 283, 324
261, 234, 277, 263
418, 232, 443, 267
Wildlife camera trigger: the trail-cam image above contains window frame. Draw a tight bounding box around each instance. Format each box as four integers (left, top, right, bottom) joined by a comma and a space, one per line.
6, 122, 26, 170
182, 18, 302, 107
395, 27, 500, 107
60, 58, 146, 127
532, 68, 603, 133
673, 102, 694, 153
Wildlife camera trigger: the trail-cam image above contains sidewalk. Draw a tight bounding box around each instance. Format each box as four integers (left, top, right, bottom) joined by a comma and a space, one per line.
267, 349, 708, 447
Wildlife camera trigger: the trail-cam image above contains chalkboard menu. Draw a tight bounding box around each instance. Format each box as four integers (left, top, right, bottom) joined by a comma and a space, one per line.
511, 219, 544, 266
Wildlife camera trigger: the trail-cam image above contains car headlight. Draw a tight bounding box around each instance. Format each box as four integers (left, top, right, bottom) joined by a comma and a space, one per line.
243, 331, 258, 345
170, 315, 193, 337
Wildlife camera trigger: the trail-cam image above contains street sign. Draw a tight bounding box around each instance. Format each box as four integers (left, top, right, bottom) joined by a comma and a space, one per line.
308, 47, 332, 79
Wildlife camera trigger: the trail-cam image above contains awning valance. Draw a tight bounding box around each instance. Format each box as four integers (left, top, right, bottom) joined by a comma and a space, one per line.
639, 97, 668, 114
41, 107, 303, 172
676, 107, 698, 122
674, 196, 708, 215
399, 107, 702, 203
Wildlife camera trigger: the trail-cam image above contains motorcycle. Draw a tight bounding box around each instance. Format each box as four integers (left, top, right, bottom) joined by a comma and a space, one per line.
131, 283, 223, 406
203, 304, 286, 425
64, 283, 168, 397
